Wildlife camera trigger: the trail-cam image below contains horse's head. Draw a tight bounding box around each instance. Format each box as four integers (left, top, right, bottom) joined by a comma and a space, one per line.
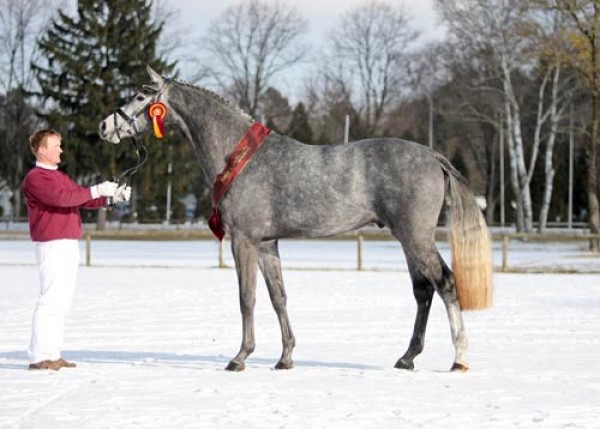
99, 66, 170, 144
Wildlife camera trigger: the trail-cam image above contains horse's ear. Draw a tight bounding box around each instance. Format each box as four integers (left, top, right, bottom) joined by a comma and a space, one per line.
147, 66, 164, 86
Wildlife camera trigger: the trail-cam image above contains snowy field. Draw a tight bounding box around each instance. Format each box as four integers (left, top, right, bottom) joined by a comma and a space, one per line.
1, 239, 600, 428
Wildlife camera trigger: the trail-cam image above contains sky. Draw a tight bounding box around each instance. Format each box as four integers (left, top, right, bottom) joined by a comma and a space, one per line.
162, 0, 444, 97
1, 238, 600, 428
167, 0, 442, 42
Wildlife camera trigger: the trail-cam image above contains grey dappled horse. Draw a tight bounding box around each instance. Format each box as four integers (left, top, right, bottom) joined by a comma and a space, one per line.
99, 67, 493, 372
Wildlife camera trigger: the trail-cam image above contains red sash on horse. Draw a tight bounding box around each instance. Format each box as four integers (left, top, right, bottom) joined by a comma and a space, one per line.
208, 122, 271, 241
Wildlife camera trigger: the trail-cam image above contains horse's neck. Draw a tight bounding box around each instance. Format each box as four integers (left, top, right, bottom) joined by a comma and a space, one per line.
168, 85, 252, 181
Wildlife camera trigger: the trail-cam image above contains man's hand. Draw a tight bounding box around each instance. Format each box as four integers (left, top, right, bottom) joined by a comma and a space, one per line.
92, 181, 119, 198
113, 185, 132, 203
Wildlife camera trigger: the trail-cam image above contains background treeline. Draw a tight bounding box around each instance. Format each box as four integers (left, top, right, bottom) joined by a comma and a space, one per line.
1, 0, 599, 246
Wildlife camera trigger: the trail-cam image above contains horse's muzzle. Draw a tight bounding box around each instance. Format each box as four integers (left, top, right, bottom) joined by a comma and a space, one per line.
98, 120, 121, 144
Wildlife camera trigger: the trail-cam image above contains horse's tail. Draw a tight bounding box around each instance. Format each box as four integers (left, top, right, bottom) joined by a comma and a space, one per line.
435, 153, 493, 311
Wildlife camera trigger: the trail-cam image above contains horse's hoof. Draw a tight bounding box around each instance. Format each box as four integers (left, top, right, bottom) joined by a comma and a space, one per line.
274, 360, 294, 370
394, 359, 414, 370
450, 362, 469, 372
225, 361, 245, 372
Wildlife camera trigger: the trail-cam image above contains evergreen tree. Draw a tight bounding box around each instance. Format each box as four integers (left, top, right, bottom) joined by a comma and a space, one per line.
32, 0, 175, 184
286, 102, 313, 144
29, 0, 193, 223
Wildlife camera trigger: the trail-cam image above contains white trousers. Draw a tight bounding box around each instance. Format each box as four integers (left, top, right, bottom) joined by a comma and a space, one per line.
28, 239, 79, 364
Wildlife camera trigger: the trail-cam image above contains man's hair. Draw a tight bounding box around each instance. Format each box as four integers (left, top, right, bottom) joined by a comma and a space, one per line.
29, 129, 61, 155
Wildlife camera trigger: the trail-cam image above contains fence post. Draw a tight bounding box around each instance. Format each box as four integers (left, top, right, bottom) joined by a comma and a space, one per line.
357, 234, 363, 271
219, 238, 226, 268
85, 233, 91, 267
502, 235, 508, 272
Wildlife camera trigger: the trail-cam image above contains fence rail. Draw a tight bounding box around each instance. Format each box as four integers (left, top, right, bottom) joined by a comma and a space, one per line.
2, 227, 599, 272
61, 230, 600, 273
499, 233, 600, 272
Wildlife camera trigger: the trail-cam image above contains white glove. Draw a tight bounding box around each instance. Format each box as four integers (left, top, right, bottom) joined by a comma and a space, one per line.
92, 181, 119, 198
113, 185, 132, 203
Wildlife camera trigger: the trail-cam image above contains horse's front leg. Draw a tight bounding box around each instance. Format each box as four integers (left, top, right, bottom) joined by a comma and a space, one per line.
258, 241, 295, 370
226, 236, 259, 372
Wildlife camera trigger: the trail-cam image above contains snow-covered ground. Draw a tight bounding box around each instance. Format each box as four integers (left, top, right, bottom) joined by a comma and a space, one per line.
1, 239, 599, 428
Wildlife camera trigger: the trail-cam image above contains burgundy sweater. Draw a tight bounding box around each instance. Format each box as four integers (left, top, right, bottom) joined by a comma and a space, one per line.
23, 166, 106, 242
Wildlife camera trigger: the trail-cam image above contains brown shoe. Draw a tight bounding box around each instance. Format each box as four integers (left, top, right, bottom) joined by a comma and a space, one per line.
29, 360, 61, 371
55, 357, 77, 368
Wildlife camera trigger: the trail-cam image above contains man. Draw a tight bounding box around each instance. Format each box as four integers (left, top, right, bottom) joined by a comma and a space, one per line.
22, 128, 131, 371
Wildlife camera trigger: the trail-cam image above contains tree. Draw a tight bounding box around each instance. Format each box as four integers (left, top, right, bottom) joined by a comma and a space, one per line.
199, 0, 308, 118
327, 0, 419, 137
33, 0, 175, 176
407, 43, 449, 150
526, 8, 577, 232
534, 0, 600, 249
31, 0, 176, 223
260, 87, 292, 132
436, 0, 573, 233
286, 102, 314, 144
0, 0, 55, 218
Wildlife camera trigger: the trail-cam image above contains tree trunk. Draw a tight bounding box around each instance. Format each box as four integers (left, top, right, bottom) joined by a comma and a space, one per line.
586, 93, 600, 251
539, 66, 561, 233
502, 55, 533, 232
486, 127, 498, 226
509, 95, 534, 232
538, 125, 557, 233
12, 157, 24, 220
505, 96, 523, 231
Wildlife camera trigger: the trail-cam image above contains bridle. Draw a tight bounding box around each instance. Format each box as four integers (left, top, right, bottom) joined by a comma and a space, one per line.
111, 82, 170, 186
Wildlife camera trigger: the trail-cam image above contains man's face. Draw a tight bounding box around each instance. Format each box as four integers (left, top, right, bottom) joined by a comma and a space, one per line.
37, 134, 62, 166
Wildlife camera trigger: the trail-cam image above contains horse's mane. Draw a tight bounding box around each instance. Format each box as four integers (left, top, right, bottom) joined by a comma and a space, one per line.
172, 78, 254, 122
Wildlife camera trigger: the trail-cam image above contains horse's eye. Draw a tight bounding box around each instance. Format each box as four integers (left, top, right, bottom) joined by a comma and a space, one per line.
136, 95, 146, 101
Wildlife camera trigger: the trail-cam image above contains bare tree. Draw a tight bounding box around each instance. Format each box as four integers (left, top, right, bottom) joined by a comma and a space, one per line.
437, 0, 572, 233
0, 0, 56, 219
526, 7, 577, 232
328, 0, 419, 137
534, 0, 600, 250
408, 42, 449, 149
198, 0, 308, 117
432, 41, 502, 223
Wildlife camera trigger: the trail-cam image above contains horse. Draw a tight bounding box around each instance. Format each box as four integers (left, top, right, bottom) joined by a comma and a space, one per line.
99, 66, 493, 372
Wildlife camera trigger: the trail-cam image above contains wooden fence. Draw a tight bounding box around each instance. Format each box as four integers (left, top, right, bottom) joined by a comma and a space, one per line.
77, 230, 600, 272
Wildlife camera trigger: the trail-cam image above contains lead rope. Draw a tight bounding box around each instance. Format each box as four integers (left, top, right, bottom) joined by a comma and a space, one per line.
106, 136, 148, 206
115, 136, 148, 186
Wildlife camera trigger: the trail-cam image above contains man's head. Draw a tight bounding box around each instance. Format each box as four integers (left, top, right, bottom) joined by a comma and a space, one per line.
29, 129, 62, 166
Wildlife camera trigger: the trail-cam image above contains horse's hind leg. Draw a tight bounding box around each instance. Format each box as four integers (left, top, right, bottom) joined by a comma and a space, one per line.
436, 258, 469, 372
226, 236, 259, 372
395, 241, 468, 371
258, 240, 295, 370
395, 261, 435, 370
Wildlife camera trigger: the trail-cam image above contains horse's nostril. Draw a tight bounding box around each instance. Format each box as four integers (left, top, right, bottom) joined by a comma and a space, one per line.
101, 121, 106, 131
